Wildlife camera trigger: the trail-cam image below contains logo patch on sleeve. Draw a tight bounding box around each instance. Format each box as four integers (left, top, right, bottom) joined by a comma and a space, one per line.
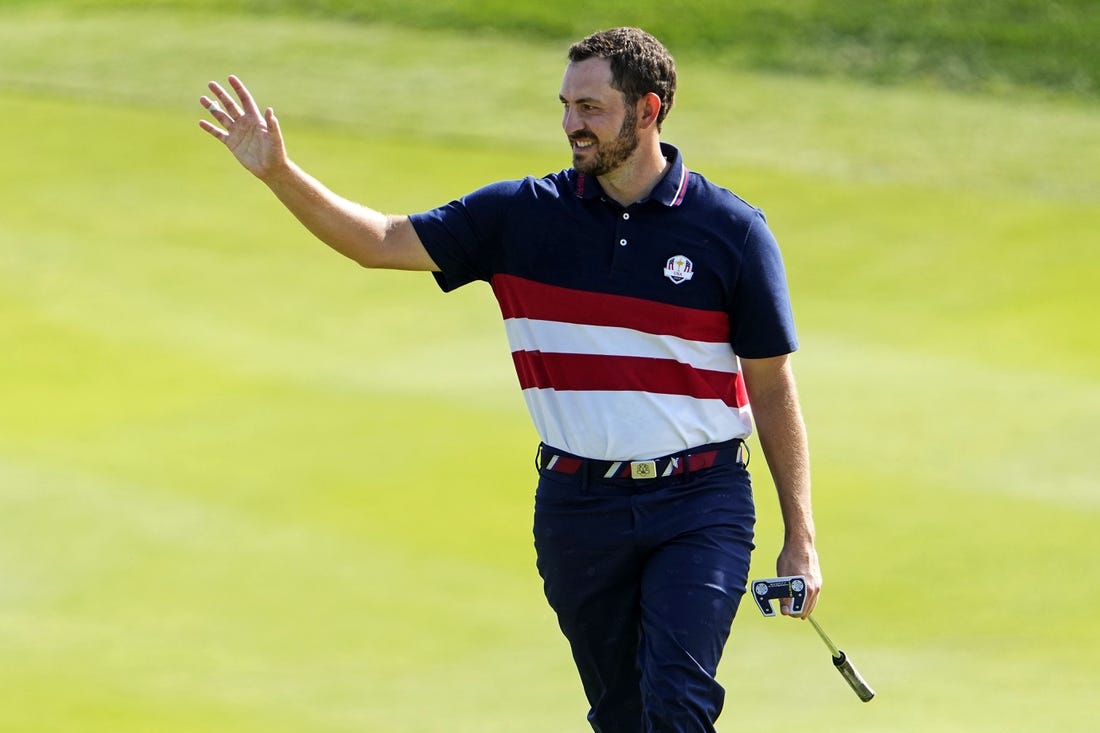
663, 255, 694, 285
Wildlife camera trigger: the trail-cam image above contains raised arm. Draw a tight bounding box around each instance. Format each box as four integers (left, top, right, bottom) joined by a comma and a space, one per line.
199, 76, 437, 271
740, 353, 822, 618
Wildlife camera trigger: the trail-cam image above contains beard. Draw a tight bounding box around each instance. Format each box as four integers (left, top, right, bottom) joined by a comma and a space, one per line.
571, 106, 639, 177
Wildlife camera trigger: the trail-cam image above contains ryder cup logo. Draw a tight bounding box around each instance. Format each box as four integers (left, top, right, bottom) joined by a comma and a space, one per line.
663, 255, 694, 285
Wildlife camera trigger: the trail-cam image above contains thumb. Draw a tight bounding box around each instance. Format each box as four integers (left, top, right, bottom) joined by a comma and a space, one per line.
265, 107, 287, 156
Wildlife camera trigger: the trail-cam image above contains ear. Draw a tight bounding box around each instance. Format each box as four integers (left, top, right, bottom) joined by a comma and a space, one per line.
637, 92, 663, 130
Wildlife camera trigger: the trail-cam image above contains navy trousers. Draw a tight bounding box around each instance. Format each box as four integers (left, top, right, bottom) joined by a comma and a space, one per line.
533, 453, 756, 733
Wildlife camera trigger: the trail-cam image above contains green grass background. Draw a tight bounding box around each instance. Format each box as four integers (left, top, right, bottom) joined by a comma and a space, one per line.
11, 0, 1100, 98
1, 3, 1098, 732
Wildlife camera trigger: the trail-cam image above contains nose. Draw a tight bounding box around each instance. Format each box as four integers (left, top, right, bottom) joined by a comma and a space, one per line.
562, 105, 583, 136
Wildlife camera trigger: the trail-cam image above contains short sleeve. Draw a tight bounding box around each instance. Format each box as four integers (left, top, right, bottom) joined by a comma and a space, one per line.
728, 211, 799, 358
409, 179, 522, 293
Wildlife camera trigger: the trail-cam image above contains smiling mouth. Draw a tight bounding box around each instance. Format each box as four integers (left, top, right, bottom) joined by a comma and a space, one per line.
570, 136, 596, 151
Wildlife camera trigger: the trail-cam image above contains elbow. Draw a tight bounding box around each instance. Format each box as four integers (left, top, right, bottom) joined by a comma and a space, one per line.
351, 249, 386, 269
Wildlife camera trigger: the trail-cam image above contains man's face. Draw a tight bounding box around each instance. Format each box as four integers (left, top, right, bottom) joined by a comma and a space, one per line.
560, 57, 640, 177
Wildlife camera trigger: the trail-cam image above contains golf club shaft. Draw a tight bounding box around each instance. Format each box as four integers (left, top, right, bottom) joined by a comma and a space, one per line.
808, 615, 876, 702
808, 615, 839, 656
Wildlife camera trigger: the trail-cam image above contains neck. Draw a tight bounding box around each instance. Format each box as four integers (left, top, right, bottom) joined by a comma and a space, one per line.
597, 140, 668, 207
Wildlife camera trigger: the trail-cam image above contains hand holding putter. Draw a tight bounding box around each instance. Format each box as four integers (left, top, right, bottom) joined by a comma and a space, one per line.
752, 576, 876, 702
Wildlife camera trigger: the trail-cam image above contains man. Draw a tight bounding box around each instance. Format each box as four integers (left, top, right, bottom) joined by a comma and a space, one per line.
199, 27, 821, 733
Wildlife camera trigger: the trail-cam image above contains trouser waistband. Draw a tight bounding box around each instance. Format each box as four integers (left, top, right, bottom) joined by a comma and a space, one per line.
537, 439, 747, 481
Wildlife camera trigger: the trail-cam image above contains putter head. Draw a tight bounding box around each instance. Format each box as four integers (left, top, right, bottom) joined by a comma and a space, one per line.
751, 576, 807, 616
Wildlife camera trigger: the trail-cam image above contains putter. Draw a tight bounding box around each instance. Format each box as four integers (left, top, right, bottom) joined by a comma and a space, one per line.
751, 576, 876, 702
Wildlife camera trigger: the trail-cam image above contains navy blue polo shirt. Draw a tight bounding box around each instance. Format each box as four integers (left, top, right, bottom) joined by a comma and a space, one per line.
409, 143, 798, 460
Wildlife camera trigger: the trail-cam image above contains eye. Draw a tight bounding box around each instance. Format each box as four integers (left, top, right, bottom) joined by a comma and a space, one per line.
560, 100, 600, 116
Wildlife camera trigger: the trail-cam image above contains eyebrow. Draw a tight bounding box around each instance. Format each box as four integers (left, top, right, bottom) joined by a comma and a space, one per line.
559, 94, 601, 105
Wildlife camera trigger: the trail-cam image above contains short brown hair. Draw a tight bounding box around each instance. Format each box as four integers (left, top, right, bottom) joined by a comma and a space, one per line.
568, 27, 677, 130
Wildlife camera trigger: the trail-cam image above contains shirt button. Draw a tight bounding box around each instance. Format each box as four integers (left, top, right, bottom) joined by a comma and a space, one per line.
619, 239, 628, 246
622, 213, 630, 220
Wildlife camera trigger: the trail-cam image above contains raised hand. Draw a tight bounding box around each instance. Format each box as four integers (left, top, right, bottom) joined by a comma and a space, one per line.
199, 75, 287, 179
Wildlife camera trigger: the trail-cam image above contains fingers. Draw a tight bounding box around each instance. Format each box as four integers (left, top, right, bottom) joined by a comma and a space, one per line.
199, 94, 231, 123
228, 75, 263, 117
198, 76, 260, 142
784, 580, 821, 620
197, 117, 227, 142
203, 75, 259, 121
197, 93, 228, 141
773, 573, 821, 620
799, 586, 821, 619
206, 83, 241, 121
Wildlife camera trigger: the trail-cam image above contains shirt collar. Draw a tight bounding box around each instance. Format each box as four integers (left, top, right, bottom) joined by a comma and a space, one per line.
573, 142, 690, 207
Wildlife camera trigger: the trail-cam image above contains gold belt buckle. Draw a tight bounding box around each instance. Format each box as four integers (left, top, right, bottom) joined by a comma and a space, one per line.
630, 460, 658, 479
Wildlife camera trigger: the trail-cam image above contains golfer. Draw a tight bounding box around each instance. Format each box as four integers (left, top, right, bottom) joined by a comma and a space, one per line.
200, 27, 821, 733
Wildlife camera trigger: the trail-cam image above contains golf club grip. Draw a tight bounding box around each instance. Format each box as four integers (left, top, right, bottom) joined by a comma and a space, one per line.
832, 651, 875, 702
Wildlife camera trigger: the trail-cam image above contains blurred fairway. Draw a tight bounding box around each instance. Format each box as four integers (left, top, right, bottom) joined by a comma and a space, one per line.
2, 6, 1099, 733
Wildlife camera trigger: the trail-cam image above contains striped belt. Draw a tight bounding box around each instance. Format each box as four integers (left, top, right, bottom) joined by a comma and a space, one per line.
538, 439, 747, 480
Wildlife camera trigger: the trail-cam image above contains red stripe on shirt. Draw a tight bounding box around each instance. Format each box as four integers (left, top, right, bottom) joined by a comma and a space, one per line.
512, 351, 748, 408
491, 273, 729, 343
671, 168, 690, 206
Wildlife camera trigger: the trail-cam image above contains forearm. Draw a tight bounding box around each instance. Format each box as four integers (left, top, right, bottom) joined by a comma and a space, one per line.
753, 377, 815, 545
259, 160, 416, 269
741, 355, 818, 549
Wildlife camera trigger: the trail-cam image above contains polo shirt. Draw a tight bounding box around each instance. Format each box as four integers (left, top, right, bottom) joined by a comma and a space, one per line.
409, 143, 798, 461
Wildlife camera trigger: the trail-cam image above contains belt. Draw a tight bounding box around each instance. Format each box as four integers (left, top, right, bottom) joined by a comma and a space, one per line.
538, 439, 747, 481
